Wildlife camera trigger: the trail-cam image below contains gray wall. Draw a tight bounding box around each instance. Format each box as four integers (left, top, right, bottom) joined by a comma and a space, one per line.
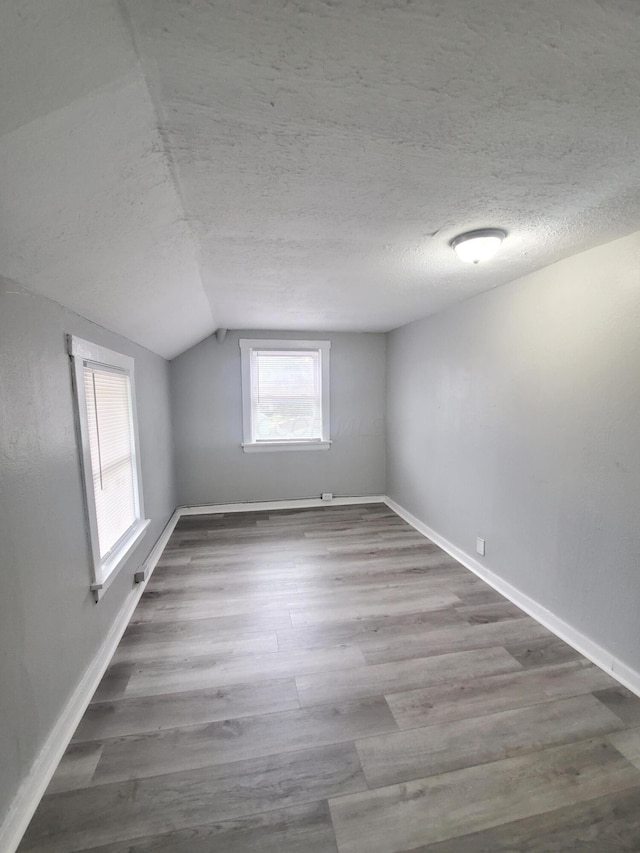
171, 330, 386, 505
387, 230, 640, 674
0, 279, 176, 825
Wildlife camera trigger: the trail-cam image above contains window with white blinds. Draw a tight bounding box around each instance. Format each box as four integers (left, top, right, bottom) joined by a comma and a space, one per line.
83, 366, 137, 559
240, 339, 331, 452
69, 336, 149, 599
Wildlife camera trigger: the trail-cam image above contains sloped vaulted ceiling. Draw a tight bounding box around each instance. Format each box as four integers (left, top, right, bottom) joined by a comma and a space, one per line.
1, 0, 640, 358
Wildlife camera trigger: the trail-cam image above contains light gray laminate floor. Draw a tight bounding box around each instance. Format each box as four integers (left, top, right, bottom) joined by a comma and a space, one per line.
18, 504, 640, 852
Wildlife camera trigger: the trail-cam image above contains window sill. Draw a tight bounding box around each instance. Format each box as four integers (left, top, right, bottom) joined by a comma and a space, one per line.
91, 518, 150, 601
242, 440, 332, 454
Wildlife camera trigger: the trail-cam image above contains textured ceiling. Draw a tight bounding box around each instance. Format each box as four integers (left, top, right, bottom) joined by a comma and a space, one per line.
1, 0, 640, 357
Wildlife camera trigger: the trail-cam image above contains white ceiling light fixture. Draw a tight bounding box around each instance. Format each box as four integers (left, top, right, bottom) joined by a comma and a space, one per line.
451, 229, 506, 264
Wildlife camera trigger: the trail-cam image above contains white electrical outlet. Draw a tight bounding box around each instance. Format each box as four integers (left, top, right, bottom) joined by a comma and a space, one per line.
321, 492, 333, 501
476, 537, 486, 556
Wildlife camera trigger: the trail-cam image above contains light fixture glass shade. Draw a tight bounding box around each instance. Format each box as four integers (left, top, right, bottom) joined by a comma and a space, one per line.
451, 229, 506, 264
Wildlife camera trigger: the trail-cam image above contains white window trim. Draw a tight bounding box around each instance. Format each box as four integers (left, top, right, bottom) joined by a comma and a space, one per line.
68, 335, 150, 601
239, 338, 331, 453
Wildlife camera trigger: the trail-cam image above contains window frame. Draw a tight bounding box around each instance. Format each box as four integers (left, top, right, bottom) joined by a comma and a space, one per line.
239, 338, 331, 453
68, 335, 149, 600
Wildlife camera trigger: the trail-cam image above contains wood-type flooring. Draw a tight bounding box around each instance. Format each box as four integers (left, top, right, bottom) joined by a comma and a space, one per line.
18, 504, 640, 852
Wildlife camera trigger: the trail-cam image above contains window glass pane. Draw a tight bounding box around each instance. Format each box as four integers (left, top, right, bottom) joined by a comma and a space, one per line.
83, 366, 137, 558
253, 350, 322, 441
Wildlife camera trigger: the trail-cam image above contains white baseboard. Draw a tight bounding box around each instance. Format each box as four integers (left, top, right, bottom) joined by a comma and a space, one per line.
385, 496, 640, 699
178, 494, 386, 515
0, 509, 180, 853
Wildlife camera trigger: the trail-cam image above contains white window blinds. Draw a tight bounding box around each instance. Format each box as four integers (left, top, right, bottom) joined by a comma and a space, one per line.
251, 349, 322, 441
83, 365, 137, 558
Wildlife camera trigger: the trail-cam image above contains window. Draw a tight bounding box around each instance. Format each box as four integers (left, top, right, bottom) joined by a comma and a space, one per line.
239, 339, 331, 452
68, 336, 149, 599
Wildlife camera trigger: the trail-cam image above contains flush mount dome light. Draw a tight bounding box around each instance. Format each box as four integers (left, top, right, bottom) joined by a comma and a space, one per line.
451, 229, 506, 264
